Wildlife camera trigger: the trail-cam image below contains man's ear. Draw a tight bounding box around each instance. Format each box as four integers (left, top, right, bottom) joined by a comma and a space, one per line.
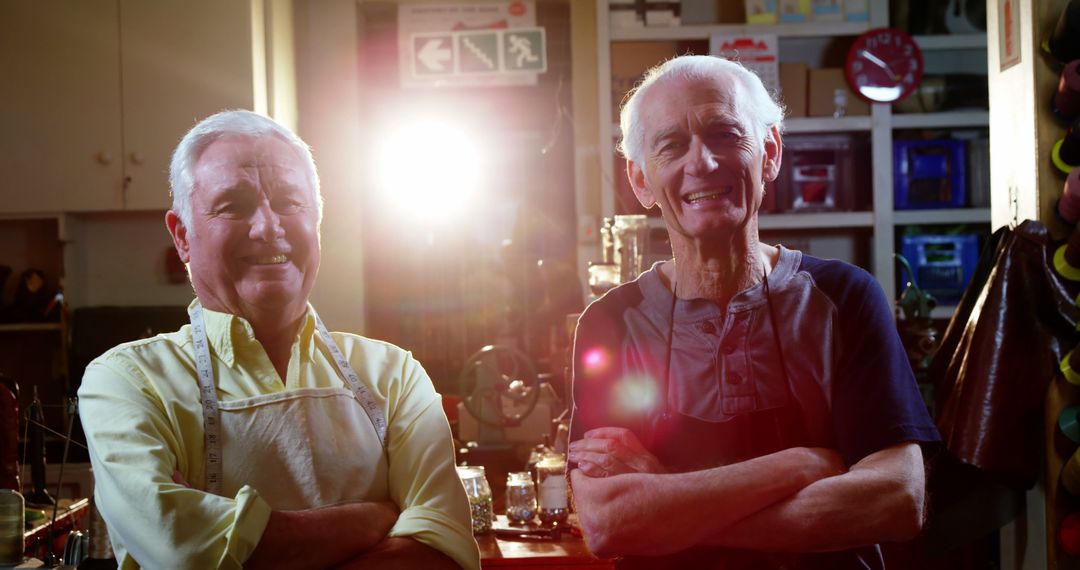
627, 159, 657, 209
762, 125, 783, 183
165, 210, 191, 264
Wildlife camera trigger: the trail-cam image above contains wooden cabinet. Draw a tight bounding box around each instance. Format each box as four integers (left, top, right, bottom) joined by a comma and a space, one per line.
0, 0, 261, 213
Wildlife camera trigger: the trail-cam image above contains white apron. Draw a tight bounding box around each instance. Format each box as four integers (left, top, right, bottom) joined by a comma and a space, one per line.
189, 303, 389, 510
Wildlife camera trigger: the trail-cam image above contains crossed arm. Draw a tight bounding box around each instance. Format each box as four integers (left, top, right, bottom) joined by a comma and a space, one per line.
568, 427, 926, 557
247, 505, 457, 569
166, 467, 459, 569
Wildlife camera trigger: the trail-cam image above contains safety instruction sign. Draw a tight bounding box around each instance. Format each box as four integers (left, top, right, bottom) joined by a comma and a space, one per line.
411, 28, 546, 77
399, 1, 545, 88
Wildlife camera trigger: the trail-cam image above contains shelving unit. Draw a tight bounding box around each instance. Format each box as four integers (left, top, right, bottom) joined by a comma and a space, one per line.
0, 214, 72, 448
592, 0, 990, 310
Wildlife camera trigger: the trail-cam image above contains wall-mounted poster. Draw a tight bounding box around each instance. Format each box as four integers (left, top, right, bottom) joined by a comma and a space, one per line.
999, 0, 1021, 71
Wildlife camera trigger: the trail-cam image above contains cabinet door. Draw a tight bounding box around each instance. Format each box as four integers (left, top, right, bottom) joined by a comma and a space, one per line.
0, 0, 125, 213
119, 0, 257, 211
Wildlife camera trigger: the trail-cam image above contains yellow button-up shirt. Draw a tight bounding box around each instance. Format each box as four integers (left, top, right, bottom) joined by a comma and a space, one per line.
78, 301, 480, 569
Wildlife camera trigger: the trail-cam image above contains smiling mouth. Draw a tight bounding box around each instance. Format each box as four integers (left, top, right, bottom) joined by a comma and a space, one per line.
248, 254, 289, 265
683, 188, 733, 204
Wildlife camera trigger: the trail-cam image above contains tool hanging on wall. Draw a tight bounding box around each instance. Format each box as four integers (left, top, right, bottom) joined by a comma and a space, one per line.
1054, 61, 1080, 124
1052, 118, 1080, 176
1047, 0, 1080, 65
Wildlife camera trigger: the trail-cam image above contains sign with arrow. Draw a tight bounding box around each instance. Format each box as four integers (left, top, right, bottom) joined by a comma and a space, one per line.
413, 34, 454, 76
399, 1, 543, 88
410, 28, 547, 79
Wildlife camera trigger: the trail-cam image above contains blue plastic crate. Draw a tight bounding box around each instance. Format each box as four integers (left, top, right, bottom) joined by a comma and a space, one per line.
899, 234, 980, 303
894, 140, 967, 210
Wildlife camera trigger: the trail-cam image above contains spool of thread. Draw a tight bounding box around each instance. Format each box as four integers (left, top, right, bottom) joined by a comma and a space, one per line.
1062, 512, 1080, 556
1065, 449, 1080, 496
1053, 118, 1080, 175
1061, 406, 1080, 443
1055, 227, 1080, 282
1056, 61, 1080, 123
1049, 0, 1080, 64
1060, 168, 1080, 225
0, 489, 24, 565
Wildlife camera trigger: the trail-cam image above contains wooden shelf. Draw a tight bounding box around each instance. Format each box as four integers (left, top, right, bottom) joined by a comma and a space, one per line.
786, 116, 872, 133
914, 34, 987, 50
759, 211, 874, 230
609, 21, 870, 41
894, 208, 991, 225
0, 322, 63, 332
891, 110, 989, 129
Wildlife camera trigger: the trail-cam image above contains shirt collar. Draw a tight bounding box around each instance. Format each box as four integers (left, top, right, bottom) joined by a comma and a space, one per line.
188, 299, 319, 368
637, 246, 802, 322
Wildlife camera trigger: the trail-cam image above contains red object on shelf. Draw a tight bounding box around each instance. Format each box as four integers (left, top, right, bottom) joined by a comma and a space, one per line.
1061, 512, 1080, 556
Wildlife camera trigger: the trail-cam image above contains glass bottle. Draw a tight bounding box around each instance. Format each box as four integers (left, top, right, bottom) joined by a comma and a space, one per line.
612, 214, 650, 283
601, 217, 615, 264
505, 471, 537, 525
536, 452, 569, 526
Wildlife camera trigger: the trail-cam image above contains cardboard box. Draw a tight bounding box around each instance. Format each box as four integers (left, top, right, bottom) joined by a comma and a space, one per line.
744, 0, 777, 24
611, 42, 676, 121
778, 0, 810, 23
808, 68, 869, 117
809, 0, 844, 21
843, 0, 869, 21
779, 62, 808, 118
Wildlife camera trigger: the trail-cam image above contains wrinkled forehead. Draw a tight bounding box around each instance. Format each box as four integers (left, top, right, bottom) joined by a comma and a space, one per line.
199, 134, 305, 170
639, 72, 749, 130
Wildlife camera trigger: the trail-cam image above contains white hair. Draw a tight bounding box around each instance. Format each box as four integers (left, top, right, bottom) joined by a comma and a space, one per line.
169, 110, 323, 231
618, 55, 785, 169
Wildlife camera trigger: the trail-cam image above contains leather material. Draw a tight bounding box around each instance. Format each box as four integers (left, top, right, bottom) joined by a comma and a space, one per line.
0, 375, 19, 491
932, 220, 1080, 488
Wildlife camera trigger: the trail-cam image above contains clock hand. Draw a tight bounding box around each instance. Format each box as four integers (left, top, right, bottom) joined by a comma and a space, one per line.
860, 49, 900, 81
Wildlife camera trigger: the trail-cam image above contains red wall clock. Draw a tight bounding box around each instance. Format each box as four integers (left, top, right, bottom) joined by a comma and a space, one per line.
845, 27, 924, 104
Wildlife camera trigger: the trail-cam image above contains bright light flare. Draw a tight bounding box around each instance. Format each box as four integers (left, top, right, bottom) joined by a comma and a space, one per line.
611, 374, 659, 415
581, 347, 610, 374
375, 119, 483, 222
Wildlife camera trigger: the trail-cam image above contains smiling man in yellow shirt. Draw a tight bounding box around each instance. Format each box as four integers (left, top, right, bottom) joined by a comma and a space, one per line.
78, 110, 480, 569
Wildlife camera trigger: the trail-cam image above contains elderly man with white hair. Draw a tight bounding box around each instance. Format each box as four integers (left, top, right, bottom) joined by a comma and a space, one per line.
567, 55, 940, 569
79, 110, 480, 569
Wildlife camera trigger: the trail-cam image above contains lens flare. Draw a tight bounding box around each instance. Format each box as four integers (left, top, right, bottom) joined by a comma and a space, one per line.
374, 119, 483, 223
581, 347, 608, 374
611, 374, 659, 415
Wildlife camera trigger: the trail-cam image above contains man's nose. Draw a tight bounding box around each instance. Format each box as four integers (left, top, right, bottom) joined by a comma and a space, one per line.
685, 138, 718, 176
250, 200, 285, 242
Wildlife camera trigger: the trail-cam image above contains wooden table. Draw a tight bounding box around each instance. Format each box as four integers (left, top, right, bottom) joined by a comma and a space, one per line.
22, 498, 90, 560
478, 516, 614, 569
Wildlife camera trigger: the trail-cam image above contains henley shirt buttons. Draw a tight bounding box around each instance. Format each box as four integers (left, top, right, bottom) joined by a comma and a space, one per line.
701, 321, 717, 334
726, 373, 743, 385
721, 342, 736, 355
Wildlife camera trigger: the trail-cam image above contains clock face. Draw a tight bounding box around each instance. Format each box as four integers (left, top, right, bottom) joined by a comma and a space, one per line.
845, 27, 923, 103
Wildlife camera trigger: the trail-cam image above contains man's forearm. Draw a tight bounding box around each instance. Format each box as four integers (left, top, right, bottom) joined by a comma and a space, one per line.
707, 443, 926, 553
337, 537, 460, 569
571, 447, 843, 557
245, 501, 398, 569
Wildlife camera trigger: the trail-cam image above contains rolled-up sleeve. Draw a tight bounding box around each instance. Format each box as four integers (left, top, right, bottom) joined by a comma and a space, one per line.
384, 355, 480, 570
79, 356, 271, 569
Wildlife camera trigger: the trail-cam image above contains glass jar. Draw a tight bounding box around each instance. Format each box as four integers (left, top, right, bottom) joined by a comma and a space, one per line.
505, 471, 537, 525
536, 452, 569, 526
456, 466, 493, 534
587, 262, 620, 296
0, 489, 24, 565
612, 214, 650, 284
